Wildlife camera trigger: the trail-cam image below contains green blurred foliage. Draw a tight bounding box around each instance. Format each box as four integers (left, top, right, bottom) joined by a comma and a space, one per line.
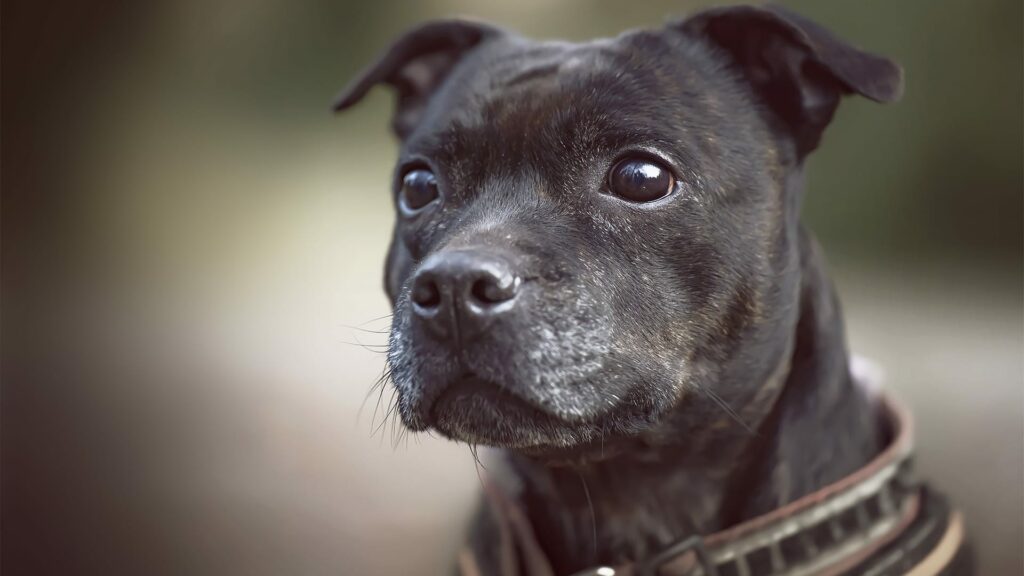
179, 0, 1022, 266
792, 1, 1023, 264
18, 0, 1020, 273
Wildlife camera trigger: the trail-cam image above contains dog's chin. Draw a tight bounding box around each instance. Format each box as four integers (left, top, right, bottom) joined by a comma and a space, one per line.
416, 377, 597, 452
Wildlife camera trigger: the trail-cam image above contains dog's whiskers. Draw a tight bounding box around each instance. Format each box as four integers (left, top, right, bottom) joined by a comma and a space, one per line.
343, 327, 391, 335
343, 340, 389, 354
372, 387, 401, 445
353, 309, 395, 434
350, 317, 417, 450
357, 312, 394, 327
577, 471, 598, 563
469, 444, 487, 471
340, 313, 394, 331
704, 388, 757, 436
469, 444, 488, 490
358, 365, 393, 428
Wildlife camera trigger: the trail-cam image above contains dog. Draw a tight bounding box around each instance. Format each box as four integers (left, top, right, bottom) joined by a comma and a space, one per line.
334, 5, 970, 575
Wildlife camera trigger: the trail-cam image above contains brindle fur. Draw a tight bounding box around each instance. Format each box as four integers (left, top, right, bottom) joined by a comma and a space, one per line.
335, 5, 902, 574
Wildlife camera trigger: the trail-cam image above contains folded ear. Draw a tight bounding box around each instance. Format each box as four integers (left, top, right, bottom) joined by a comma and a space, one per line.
678, 4, 903, 157
332, 19, 502, 138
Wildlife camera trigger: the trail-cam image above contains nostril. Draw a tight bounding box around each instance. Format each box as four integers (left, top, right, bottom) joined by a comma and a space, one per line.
470, 275, 518, 305
411, 278, 441, 309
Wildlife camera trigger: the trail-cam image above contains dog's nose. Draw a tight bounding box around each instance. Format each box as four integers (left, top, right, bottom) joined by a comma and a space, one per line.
410, 250, 520, 339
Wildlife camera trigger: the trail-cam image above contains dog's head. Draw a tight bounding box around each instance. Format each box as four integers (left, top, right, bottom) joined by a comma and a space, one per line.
335, 6, 901, 459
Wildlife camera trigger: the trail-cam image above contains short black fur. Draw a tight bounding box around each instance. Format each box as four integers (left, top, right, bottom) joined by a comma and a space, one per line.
335, 5, 905, 573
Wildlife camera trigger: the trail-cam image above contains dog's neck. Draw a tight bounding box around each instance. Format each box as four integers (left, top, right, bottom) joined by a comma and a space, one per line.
501, 229, 884, 573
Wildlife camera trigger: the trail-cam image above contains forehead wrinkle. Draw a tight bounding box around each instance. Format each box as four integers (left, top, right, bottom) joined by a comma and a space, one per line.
415, 76, 700, 183
479, 43, 565, 92
472, 39, 620, 101
408, 35, 719, 183
501, 61, 561, 89
477, 61, 636, 132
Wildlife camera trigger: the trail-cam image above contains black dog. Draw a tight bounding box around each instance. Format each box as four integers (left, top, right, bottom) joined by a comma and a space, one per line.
335, 5, 969, 575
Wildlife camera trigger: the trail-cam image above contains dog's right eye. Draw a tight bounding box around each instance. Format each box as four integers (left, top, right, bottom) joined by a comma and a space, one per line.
607, 158, 675, 203
399, 168, 440, 213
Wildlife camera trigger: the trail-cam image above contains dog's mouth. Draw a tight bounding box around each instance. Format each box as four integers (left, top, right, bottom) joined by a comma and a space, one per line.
427, 376, 591, 450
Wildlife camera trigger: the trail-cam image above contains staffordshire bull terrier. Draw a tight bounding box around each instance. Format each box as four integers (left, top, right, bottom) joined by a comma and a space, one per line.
334, 5, 970, 575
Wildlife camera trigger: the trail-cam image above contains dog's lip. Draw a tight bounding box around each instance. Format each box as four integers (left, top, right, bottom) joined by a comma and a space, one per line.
430, 376, 544, 421
426, 376, 573, 447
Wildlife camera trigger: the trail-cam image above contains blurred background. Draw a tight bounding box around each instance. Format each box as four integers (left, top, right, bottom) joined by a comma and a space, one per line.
3, 0, 1020, 574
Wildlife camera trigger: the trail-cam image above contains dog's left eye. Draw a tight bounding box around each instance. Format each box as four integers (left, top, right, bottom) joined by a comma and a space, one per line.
399, 168, 440, 213
608, 158, 675, 203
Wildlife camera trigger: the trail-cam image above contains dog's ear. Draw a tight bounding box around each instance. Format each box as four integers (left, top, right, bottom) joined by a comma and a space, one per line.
678, 5, 903, 156
332, 19, 501, 138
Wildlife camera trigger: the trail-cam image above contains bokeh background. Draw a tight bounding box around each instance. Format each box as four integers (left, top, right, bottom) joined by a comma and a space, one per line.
3, 0, 1021, 574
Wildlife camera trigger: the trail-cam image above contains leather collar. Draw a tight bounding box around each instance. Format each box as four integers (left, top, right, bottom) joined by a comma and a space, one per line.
458, 383, 957, 576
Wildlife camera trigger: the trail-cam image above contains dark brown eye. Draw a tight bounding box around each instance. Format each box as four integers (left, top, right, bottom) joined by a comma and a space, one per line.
608, 158, 675, 202
399, 168, 439, 212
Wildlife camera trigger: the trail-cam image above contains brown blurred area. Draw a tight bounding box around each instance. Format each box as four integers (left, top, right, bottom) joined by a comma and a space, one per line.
2, 1, 1021, 574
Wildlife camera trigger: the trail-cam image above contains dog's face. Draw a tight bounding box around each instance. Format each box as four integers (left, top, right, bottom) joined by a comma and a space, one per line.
336, 6, 900, 459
